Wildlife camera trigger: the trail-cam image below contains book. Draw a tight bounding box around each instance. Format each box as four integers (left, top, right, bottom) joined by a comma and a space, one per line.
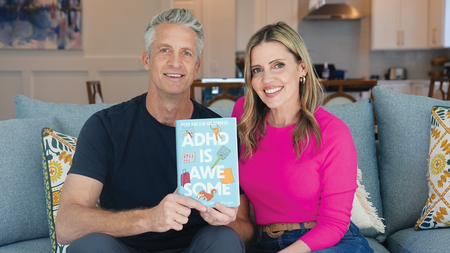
176, 117, 240, 207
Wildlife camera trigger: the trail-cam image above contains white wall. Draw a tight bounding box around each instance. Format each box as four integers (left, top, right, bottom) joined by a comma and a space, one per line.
0, 0, 236, 120
200, 0, 236, 78
174, 0, 236, 78
0, 0, 170, 120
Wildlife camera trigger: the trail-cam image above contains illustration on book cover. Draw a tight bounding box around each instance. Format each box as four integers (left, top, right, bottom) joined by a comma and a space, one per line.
176, 118, 239, 207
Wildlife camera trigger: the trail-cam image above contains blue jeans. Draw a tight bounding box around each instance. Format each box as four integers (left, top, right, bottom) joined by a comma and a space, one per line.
252, 222, 373, 253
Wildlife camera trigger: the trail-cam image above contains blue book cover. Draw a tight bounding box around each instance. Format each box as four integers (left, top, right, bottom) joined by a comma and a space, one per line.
176, 117, 240, 207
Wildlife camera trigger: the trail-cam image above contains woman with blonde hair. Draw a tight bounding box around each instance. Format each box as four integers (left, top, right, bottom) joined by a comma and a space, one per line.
232, 22, 373, 252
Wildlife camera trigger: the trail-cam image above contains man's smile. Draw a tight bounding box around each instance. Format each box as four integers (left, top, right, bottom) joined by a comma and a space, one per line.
165, 73, 184, 78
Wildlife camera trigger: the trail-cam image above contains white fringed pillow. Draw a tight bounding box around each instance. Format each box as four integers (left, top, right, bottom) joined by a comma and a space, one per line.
351, 168, 385, 233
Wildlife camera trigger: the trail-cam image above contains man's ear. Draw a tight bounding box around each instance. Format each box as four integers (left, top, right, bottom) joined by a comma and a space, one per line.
142, 51, 150, 71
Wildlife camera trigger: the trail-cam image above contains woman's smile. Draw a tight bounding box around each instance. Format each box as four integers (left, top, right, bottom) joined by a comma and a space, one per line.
264, 86, 283, 94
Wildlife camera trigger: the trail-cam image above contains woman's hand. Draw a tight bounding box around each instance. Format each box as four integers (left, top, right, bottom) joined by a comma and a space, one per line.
200, 203, 238, 226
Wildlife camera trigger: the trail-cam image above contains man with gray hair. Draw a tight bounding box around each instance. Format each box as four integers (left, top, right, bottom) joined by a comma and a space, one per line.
56, 8, 252, 253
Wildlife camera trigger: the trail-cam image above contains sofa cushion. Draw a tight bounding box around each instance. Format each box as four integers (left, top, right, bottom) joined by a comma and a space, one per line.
415, 106, 450, 230
15, 94, 114, 138
0, 238, 52, 253
41, 128, 77, 253
0, 117, 60, 247
366, 237, 389, 253
324, 98, 383, 240
208, 106, 233, 118
387, 227, 450, 253
373, 87, 450, 240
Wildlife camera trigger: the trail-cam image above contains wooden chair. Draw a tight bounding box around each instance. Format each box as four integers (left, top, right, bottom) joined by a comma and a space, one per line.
428, 77, 450, 100
322, 80, 377, 105
86, 81, 104, 104
190, 81, 243, 107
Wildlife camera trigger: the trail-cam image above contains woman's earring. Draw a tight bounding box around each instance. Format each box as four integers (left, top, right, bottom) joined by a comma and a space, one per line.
300, 76, 306, 84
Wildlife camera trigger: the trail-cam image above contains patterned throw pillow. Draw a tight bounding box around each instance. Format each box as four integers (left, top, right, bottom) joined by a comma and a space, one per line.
416, 106, 450, 230
41, 127, 77, 253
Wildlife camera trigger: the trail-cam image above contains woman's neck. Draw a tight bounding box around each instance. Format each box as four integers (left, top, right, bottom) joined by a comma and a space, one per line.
266, 107, 299, 128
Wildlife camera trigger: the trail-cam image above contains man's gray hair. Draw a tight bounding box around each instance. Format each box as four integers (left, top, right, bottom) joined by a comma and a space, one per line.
144, 8, 204, 60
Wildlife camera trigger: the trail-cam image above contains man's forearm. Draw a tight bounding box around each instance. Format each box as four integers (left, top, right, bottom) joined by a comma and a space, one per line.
56, 188, 208, 245
56, 205, 152, 245
227, 194, 257, 248
228, 218, 256, 248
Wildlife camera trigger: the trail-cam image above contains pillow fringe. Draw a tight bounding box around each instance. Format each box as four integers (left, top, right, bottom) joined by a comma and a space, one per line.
356, 168, 385, 233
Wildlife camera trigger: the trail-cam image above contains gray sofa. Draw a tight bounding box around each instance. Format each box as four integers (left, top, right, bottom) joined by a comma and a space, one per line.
1, 86, 449, 252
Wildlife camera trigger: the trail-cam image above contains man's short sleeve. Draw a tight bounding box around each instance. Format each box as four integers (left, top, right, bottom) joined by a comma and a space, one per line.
69, 112, 113, 184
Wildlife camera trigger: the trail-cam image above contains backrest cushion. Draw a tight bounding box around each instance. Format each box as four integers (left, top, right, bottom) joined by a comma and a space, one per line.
15, 95, 114, 137
0, 117, 60, 247
208, 106, 233, 118
373, 86, 450, 239
324, 98, 383, 241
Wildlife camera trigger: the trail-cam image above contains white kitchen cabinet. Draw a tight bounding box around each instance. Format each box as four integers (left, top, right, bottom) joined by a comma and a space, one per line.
429, 0, 450, 48
411, 80, 433, 97
372, 0, 428, 50
236, 0, 298, 52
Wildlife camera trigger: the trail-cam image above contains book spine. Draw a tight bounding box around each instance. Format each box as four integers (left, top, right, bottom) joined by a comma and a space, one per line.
175, 120, 182, 195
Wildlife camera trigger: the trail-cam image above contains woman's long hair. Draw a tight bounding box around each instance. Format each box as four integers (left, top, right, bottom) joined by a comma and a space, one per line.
238, 22, 324, 160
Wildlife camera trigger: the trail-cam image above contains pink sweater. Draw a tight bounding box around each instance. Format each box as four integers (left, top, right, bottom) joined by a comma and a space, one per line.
232, 97, 357, 251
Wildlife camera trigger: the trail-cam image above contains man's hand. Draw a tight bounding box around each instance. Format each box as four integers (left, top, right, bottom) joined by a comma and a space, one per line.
149, 188, 207, 232
200, 203, 238, 226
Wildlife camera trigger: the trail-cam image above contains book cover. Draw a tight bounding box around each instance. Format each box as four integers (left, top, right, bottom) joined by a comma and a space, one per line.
176, 117, 240, 207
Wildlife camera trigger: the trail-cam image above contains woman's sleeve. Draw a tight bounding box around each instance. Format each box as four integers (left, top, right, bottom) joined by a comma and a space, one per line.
300, 118, 358, 251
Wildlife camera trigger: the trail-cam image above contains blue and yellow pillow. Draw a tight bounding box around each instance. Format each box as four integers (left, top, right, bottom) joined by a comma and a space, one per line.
416, 106, 450, 230
42, 127, 77, 253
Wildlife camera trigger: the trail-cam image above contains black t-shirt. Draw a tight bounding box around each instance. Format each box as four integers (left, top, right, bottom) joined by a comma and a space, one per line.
69, 93, 221, 252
